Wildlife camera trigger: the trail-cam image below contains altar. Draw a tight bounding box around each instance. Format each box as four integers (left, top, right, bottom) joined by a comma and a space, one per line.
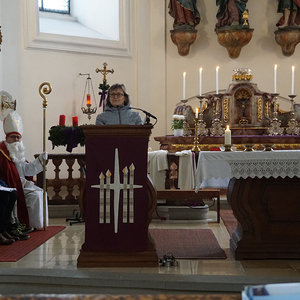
195, 150, 300, 260
155, 68, 300, 153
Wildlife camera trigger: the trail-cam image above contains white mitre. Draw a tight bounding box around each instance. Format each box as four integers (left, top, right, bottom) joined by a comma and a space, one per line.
3, 110, 24, 137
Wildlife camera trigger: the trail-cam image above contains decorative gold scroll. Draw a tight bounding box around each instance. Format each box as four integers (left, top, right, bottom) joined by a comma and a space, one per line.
223, 98, 229, 123
257, 98, 262, 122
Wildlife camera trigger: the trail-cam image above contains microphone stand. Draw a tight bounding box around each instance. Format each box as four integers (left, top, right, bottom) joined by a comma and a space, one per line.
130, 107, 157, 126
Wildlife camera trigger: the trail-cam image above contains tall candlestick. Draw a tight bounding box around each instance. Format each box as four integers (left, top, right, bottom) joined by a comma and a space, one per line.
225, 125, 231, 145
183, 72, 186, 100
216, 66, 219, 94
274, 64, 277, 93
199, 68, 202, 96
292, 66, 295, 95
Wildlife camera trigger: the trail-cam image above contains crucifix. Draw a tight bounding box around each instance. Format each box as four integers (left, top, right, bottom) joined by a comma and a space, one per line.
95, 62, 114, 110
95, 62, 114, 81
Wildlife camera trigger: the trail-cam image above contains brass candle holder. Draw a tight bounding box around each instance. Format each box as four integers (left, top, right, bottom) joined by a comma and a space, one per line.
268, 93, 284, 135
196, 95, 209, 136
286, 94, 300, 135
224, 144, 232, 151
191, 116, 201, 153
210, 94, 225, 136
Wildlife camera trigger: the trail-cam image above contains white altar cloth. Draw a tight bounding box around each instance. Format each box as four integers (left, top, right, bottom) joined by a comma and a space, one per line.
195, 150, 300, 191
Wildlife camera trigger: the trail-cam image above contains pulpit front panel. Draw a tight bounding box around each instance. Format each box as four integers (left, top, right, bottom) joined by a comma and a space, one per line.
84, 135, 149, 252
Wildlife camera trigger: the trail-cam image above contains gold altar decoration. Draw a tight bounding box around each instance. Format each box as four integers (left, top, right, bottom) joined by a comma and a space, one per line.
257, 98, 263, 123
196, 96, 209, 136
268, 94, 284, 136
210, 95, 225, 136
191, 116, 200, 153
223, 98, 229, 123
275, 29, 300, 57
39, 82, 52, 231
232, 68, 253, 81
170, 29, 197, 56
79, 73, 97, 120
286, 94, 300, 135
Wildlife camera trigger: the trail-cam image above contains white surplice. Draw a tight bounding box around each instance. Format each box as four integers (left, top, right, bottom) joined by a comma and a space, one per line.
15, 156, 48, 228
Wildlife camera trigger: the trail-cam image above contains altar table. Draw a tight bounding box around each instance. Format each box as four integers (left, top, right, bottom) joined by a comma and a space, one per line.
195, 150, 300, 260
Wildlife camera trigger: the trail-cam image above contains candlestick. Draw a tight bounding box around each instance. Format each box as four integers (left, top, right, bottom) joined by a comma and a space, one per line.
183, 72, 186, 100
199, 68, 202, 96
292, 66, 295, 95
216, 66, 219, 94
72, 116, 78, 127
59, 114, 66, 126
86, 94, 91, 106
274, 64, 277, 93
225, 125, 231, 145
195, 108, 199, 118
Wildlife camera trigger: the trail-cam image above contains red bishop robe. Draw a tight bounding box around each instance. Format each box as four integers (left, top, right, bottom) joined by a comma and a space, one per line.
0, 141, 29, 226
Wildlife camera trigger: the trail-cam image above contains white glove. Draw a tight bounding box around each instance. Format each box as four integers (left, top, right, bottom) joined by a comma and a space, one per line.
39, 151, 48, 161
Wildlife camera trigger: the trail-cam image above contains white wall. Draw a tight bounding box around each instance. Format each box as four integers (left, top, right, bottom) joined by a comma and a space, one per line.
0, 0, 299, 160
72, 0, 119, 40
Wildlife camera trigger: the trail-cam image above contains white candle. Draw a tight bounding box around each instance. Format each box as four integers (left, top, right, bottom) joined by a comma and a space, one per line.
199, 68, 202, 96
195, 108, 199, 118
274, 64, 277, 93
225, 125, 231, 145
292, 66, 295, 95
216, 66, 219, 94
183, 72, 186, 99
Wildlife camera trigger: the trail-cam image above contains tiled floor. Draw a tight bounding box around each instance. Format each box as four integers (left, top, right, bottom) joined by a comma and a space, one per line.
1, 211, 300, 279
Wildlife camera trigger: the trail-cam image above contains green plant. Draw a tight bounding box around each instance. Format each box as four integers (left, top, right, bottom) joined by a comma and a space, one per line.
48, 125, 85, 148
171, 114, 185, 130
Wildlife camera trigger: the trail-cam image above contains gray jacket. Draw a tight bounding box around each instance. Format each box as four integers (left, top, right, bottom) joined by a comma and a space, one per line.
95, 105, 143, 125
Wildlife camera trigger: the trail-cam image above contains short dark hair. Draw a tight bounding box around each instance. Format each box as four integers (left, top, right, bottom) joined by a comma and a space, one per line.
106, 83, 130, 107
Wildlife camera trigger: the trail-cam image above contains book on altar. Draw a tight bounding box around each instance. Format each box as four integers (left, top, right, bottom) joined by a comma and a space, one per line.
0, 186, 17, 192
242, 283, 300, 300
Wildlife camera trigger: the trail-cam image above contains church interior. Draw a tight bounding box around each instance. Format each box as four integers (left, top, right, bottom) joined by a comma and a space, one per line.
1, 0, 300, 298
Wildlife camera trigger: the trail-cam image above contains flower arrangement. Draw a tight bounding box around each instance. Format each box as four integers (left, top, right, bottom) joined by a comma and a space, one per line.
171, 114, 185, 130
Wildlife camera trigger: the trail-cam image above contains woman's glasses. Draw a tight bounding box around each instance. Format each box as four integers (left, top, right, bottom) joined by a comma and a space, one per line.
109, 93, 124, 98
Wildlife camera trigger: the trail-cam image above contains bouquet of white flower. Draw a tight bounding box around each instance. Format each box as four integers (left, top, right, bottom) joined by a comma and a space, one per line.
171, 114, 185, 130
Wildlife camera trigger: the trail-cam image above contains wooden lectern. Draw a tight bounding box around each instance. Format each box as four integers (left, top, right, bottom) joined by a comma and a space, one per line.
77, 125, 158, 267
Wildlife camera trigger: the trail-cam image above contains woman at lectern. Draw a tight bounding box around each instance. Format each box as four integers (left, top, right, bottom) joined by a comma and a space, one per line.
95, 83, 143, 125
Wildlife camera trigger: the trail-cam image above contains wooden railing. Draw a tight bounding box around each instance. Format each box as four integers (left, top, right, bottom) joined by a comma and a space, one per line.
35, 153, 222, 209
35, 153, 85, 205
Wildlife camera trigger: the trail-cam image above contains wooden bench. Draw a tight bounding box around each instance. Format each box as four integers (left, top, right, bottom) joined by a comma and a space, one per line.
156, 189, 221, 223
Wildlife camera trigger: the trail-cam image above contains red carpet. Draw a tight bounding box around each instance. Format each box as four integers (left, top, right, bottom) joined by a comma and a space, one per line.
220, 209, 237, 236
149, 229, 227, 259
0, 226, 65, 262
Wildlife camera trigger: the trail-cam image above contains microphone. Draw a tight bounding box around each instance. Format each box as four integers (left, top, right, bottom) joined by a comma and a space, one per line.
130, 107, 158, 125
130, 107, 157, 120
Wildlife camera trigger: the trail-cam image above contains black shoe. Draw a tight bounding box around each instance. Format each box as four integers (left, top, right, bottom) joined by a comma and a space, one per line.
19, 224, 34, 234
0, 233, 15, 245
9, 228, 30, 241
2, 231, 20, 241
